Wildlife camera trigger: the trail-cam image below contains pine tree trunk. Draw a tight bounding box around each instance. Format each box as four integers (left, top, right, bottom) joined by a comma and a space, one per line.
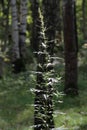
63, 0, 78, 95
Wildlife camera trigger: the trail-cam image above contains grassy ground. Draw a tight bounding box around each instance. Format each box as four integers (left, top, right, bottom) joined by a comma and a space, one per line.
54, 73, 87, 130
0, 72, 35, 130
0, 49, 87, 130
53, 46, 87, 130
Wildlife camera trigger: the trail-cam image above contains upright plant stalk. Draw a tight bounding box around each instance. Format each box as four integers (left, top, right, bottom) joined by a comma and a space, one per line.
42, 1, 58, 127
63, 0, 78, 95
34, 7, 54, 130
34, 9, 47, 129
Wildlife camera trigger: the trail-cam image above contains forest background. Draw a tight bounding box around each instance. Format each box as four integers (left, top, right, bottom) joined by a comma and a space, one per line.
0, 0, 87, 130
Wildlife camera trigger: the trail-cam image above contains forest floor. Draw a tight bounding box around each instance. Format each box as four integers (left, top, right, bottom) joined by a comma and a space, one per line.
54, 73, 87, 130
53, 45, 87, 130
0, 47, 87, 130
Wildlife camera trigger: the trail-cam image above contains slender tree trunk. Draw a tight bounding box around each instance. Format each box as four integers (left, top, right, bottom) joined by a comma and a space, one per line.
63, 0, 78, 95
11, 0, 28, 73
17, 0, 28, 71
55, 0, 62, 45
19, 0, 28, 59
11, 0, 21, 73
0, 0, 10, 77
82, 0, 87, 41
31, 0, 40, 52
0, 57, 4, 78
42, 0, 57, 56
1, 0, 10, 47
11, 0, 20, 61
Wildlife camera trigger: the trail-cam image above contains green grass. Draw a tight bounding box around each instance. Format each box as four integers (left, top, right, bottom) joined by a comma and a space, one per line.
0, 54, 87, 130
0, 72, 35, 130
54, 65, 87, 130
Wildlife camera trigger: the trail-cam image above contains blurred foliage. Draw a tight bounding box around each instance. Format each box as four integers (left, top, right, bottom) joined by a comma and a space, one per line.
0, 71, 36, 130
0, 0, 87, 130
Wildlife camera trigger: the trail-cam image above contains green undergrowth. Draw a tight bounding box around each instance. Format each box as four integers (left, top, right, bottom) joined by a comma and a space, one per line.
0, 72, 35, 130
54, 63, 87, 130
0, 57, 87, 130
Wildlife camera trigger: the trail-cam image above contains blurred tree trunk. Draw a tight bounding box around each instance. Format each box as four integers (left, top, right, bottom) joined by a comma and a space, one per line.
1, 0, 10, 48
11, 0, 28, 73
0, 0, 10, 78
82, 0, 87, 41
0, 0, 10, 49
42, 0, 57, 56
11, 0, 20, 73
31, 0, 40, 52
19, 0, 28, 68
0, 57, 4, 78
63, 0, 78, 95
55, 0, 62, 45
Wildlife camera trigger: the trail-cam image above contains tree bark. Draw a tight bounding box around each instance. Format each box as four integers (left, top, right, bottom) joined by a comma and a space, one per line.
63, 0, 78, 95
31, 0, 41, 52
0, 57, 4, 78
11, 0, 27, 73
55, 0, 62, 45
19, 0, 28, 59
11, 0, 20, 61
82, 0, 87, 41
42, 0, 57, 56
